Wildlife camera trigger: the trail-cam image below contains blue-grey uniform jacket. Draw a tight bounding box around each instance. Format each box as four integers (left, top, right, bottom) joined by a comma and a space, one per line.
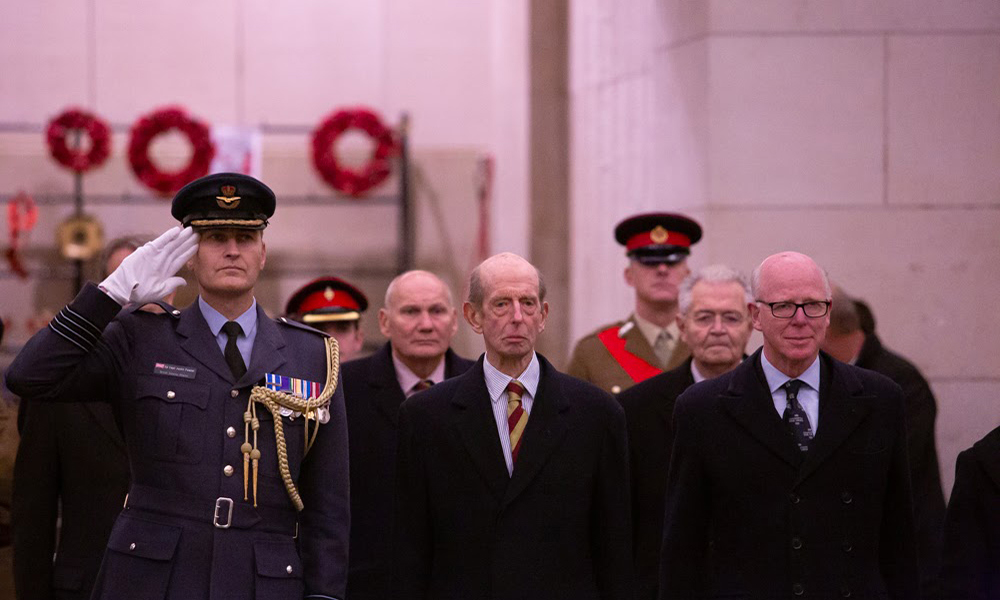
5, 283, 349, 600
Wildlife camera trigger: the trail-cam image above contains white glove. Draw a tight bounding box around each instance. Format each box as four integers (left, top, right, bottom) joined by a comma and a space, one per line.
100, 226, 200, 306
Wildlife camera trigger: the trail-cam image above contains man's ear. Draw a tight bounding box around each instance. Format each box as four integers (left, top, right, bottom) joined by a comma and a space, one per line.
463, 302, 483, 334
377, 308, 391, 338
259, 240, 266, 270
749, 302, 763, 332
676, 312, 687, 337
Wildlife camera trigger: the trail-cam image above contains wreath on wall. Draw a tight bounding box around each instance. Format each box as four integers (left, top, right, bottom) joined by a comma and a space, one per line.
311, 108, 397, 196
46, 109, 112, 173
128, 106, 216, 195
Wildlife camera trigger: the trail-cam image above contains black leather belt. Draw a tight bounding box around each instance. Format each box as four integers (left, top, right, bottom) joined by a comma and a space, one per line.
124, 484, 297, 536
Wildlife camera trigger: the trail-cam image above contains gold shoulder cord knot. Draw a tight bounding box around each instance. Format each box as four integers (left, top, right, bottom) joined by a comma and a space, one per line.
243, 336, 340, 511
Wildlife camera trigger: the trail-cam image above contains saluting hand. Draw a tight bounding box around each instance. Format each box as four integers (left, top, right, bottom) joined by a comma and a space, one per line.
99, 226, 200, 306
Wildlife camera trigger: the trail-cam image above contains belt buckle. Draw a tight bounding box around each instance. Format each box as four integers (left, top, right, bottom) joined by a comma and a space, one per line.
213, 497, 234, 529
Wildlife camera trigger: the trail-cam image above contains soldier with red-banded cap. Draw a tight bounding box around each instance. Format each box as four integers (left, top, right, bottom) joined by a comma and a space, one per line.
567, 212, 702, 395
286, 277, 369, 362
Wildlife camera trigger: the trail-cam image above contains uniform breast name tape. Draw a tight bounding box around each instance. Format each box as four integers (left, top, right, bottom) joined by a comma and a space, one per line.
153, 363, 197, 379
264, 373, 321, 399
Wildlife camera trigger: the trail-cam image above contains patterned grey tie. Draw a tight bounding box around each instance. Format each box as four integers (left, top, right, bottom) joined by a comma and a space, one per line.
782, 379, 814, 452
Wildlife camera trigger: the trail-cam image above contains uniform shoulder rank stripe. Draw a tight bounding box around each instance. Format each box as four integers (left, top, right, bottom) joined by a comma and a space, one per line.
264, 373, 322, 399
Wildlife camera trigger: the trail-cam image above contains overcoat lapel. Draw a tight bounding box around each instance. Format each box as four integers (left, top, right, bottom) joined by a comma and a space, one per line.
177, 302, 234, 383
366, 344, 407, 425
721, 352, 801, 469
974, 434, 1000, 490
450, 362, 510, 502
796, 355, 871, 483
241, 307, 287, 387
503, 357, 570, 507
657, 360, 694, 432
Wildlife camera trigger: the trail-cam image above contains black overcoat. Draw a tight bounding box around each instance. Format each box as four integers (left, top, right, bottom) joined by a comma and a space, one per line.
618, 358, 695, 600
940, 425, 1000, 600
340, 343, 474, 600
393, 354, 634, 600
659, 350, 918, 600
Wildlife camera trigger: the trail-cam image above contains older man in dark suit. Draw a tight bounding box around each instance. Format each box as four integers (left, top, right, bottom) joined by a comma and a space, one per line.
5, 173, 350, 600
619, 264, 753, 600
341, 269, 474, 600
659, 251, 918, 600
393, 252, 633, 600
940, 425, 1000, 599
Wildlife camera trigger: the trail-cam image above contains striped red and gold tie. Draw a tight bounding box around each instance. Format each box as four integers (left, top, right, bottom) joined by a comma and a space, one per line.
506, 379, 528, 464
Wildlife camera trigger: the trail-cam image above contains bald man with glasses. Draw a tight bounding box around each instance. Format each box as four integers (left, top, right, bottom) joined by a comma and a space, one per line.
659, 251, 918, 600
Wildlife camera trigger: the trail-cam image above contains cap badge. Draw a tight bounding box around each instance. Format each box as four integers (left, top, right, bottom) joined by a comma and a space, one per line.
650, 225, 669, 244
216, 185, 241, 209
323, 287, 335, 301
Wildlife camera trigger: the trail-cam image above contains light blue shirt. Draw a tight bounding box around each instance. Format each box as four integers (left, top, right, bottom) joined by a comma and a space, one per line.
760, 352, 821, 433
199, 296, 258, 369
483, 353, 541, 476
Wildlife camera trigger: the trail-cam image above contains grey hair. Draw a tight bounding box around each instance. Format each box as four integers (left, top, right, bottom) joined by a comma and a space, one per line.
828, 285, 861, 334
678, 265, 752, 315
467, 253, 546, 307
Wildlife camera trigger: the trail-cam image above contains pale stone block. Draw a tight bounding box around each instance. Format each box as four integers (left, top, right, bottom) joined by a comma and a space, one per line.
94, 0, 239, 124
243, 0, 384, 125
933, 380, 1000, 500
705, 207, 1000, 380
652, 0, 709, 49
652, 40, 709, 209
709, 0, 1000, 33
0, 1, 89, 122
887, 35, 1000, 206
708, 36, 884, 206
383, 0, 493, 147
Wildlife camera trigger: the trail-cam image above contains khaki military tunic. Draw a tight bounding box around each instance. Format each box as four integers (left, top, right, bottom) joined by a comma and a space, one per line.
567, 315, 689, 395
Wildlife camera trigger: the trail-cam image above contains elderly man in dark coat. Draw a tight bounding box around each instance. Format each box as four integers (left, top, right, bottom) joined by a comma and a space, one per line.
659, 251, 918, 600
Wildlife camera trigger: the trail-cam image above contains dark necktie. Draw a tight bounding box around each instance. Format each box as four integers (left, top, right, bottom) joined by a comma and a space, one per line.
506, 380, 528, 465
222, 321, 247, 380
782, 379, 814, 452
411, 379, 433, 395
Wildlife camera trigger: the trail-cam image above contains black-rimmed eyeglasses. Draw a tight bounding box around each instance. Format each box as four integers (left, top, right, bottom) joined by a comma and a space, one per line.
755, 300, 831, 319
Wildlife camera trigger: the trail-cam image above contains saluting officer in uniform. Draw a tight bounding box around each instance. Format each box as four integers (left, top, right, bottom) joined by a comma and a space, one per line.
5, 173, 349, 600
567, 212, 702, 394
286, 276, 369, 362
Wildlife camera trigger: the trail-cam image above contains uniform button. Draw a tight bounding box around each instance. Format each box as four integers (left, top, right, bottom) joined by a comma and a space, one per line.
841, 491, 853, 504
841, 585, 852, 598
231, 389, 239, 398
226, 427, 236, 438
842, 541, 853, 552
789, 493, 801, 504
791, 537, 802, 550
223, 465, 234, 476
611, 385, 621, 394
172, 309, 180, 316
166, 391, 175, 399
792, 583, 804, 596
286, 565, 293, 574
129, 542, 136, 551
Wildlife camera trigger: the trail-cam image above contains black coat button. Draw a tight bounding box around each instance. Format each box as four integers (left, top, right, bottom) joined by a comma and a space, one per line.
842, 540, 853, 552
789, 492, 801, 504
841, 585, 852, 597
841, 491, 853, 504
791, 537, 802, 550
792, 583, 805, 596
